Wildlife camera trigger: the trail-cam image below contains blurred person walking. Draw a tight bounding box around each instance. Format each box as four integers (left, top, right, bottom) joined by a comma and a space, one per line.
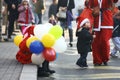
57, 0, 75, 47
17, 0, 34, 34
4, 0, 22, 41
29, 0, 39, 24
48, 0, 58, 19
34, 0, 46, 24
48, 0, 58, 25
111, 6, 120, 58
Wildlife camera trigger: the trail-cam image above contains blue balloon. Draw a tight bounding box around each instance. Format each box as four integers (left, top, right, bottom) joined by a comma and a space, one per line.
29, 40, 44, 54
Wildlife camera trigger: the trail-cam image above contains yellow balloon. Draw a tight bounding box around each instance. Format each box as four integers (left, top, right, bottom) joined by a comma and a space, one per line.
41, 34, 55, 48
26, 36, 40, 48
14, 35, 23, 46
49, 25, 63, 39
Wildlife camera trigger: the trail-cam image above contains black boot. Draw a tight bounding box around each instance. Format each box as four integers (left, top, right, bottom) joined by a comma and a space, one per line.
69, 29, 73, 47
103, 62, 108, 66
42, 60, 55, 74
37, 66, 50, 77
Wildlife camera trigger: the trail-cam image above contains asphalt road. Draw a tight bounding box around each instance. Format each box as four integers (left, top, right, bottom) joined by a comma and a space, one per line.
38, 0, 120, 80
38, 39, 120, 80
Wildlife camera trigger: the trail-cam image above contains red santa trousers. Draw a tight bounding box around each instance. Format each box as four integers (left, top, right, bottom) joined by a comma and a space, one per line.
92, 29, 112, 64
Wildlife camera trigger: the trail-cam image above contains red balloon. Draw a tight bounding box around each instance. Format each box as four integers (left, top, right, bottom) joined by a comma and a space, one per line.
43, 48, 56, 61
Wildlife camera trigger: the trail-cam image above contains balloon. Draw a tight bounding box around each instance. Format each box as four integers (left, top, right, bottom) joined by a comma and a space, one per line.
41, 33, 56, 48
43, 48, 56, 61
29, 40, 44, 54
44, 23, 53, 28
49, 25, 63, 39
26, 36, 40, 48
31, 54, 45, 65
34, 23, 53, 39
14, 35, 23, 46
52, 36, 67, 53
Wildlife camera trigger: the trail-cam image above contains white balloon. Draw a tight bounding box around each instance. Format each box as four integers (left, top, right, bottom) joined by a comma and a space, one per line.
34, 23, 53, 39
52, 36, 67, 53
31, 53, 45, 65
44, 23, 53, 28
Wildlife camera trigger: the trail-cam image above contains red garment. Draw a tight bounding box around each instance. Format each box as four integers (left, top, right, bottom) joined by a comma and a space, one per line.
16, 50, 32, 64
18, 8, 29, 34
89, 0, 118, 31
89, 0, 118, 64
92, 29, 112, 64
16, 26, 35, 64
16, 36, 32, 64
25, 8, 29, 24
77, 8, 94, 30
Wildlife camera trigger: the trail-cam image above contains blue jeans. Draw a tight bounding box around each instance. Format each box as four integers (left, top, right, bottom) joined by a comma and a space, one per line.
60, 21, 73, 42
33, 12, 39, 24
111, 37, 120, 55
37, 13, 42, 24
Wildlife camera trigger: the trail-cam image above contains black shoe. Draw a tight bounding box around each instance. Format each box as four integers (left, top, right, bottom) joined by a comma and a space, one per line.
47, 69, 55, 74
4, 38, 13, 42
83, 65, 88, 67
76, 61, 82, 67
103, 62, 108, 66
69, 43, 73, 47
94, 63, 102, 66
38, 71, 50, 77
37, 67, 50, 77
80, 65, 88, 69
110, 53, 118, 58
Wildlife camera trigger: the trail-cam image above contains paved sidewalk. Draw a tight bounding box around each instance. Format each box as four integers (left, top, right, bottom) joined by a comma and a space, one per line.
0, 42, 37, 80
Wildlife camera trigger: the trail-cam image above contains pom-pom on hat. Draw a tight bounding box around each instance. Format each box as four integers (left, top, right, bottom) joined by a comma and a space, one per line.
79, 17, 90, 27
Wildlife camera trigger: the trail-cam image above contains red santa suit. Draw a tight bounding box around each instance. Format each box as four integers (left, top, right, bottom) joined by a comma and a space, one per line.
76, 0, 94, 33
89, 0, 118, 65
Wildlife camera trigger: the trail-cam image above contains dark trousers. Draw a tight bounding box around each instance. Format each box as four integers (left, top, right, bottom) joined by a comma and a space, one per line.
42, 60, 49, 71
77, 52, 88, 66
7, 15, 16, 38
60, 21, 73, 43
37, 13, 42, 24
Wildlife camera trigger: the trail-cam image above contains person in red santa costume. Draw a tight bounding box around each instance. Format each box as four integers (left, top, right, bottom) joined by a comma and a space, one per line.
88, 0, 118, 66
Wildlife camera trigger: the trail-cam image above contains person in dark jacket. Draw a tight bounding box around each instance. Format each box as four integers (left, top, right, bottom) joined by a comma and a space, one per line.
34, 0, 45, 24
111, 6, 120, 58
76, 17, 95, 68
57, 0, 75, 47
48, 0, 58, 19
4, 0, 22, 41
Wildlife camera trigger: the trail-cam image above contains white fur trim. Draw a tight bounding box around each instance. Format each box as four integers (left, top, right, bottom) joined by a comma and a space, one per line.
80, 18, 89, 27
100, 26, 113, 28
93, 26, 113, 31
